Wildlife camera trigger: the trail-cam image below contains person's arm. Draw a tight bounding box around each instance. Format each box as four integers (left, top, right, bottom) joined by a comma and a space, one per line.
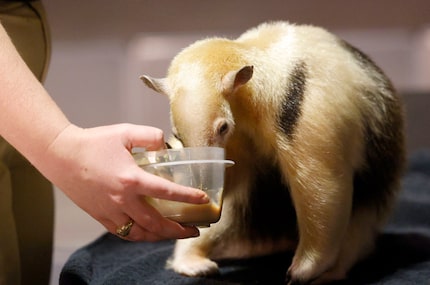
0, 23, 69, 163
0, 23, 208, 241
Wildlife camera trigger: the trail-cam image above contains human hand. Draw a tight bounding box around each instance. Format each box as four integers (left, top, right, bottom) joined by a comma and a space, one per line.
39, 123, 209, 241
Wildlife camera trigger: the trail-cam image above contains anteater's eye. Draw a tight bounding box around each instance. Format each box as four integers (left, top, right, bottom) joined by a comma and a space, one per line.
218, 121, 229, 136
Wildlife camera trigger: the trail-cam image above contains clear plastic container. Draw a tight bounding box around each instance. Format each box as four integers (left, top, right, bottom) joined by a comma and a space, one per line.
133, 147, 234, 227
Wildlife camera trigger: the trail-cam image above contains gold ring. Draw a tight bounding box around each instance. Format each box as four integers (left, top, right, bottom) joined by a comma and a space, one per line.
116, 219, 134, 237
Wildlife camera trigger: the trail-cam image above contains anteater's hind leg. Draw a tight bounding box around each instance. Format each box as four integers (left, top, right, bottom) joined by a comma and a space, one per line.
280, 151, 355, 284
310, 208, 382, 284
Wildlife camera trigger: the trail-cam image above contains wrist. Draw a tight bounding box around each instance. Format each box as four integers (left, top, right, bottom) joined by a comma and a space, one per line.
32, 123, 84, 183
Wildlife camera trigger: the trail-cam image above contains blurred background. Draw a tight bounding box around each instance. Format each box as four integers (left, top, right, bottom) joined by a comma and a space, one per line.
40, 1, 430, 284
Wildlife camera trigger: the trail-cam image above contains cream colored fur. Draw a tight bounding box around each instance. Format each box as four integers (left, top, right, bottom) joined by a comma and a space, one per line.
141, 21, 405, 284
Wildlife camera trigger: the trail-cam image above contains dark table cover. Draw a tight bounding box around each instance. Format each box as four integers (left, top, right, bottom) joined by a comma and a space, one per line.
60, 150, 430, 285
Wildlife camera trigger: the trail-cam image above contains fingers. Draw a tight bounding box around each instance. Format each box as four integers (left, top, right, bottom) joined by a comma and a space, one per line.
123, 223, 200, 242
122, 124, 166, 151
111, 220, 195, 242
105, 201, 200, 241
135, 169, 209, 204
124, 199, 201, 241
103, 167, 207, 241
113, 159, 208, 241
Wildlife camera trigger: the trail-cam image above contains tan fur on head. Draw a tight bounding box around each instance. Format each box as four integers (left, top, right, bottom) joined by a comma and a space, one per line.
141, 21, 405, 284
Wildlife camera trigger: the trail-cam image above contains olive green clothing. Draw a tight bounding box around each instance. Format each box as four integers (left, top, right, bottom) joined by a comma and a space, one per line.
0, 1, 53, 285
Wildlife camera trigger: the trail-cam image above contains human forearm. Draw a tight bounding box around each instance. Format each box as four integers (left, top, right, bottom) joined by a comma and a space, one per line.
0, 23, 71, 166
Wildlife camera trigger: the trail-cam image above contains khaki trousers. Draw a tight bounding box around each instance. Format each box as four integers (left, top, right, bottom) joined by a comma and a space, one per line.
0, 1, 53, 285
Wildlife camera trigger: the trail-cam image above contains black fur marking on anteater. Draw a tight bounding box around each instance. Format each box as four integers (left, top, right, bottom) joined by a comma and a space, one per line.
279, 61, 308, 139
339, 39, 406, 213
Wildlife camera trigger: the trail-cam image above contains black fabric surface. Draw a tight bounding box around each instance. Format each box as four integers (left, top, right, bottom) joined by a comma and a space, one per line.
60, 150, 430, 285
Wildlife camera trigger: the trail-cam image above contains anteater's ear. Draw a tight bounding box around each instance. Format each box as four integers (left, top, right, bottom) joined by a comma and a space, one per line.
140, 75, 169, 96
222, 65, 253, 95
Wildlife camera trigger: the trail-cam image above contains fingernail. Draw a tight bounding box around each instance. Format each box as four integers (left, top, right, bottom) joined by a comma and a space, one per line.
187, 226, 200, 237
202, 193, 210, 203
191, 228, 200, 237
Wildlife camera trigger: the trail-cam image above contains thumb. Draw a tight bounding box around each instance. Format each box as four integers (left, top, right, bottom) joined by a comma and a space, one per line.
123, 124, 166, 151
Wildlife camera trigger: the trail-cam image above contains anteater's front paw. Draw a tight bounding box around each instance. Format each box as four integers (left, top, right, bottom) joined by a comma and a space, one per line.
168, 255, 219, 277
